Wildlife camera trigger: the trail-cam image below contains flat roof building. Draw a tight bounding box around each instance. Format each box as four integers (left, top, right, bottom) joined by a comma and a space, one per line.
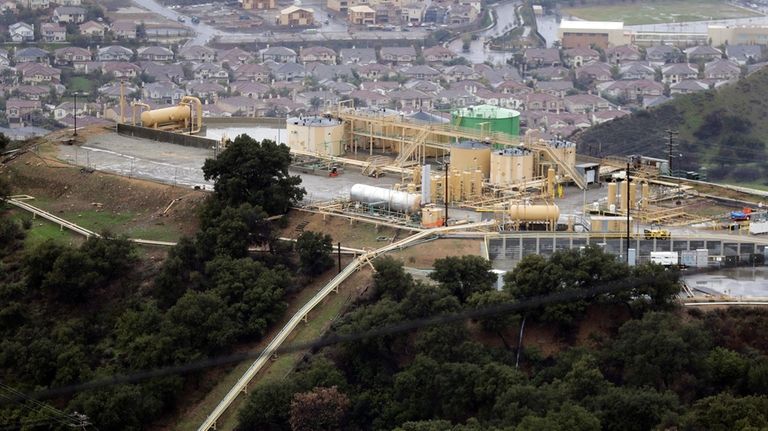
558, 20, 630, 49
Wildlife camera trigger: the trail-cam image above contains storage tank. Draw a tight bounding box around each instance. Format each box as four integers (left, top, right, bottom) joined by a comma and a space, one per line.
641, 182, 650, 209
451, 104, 521, 137
490, 148, 533, 186
607, 182, 617, 209
421, 206, 445, 228
508, 203, 560, 223
286, 116, 345, 156
350, 184, 421, 213
141, 105, 191, 128
450, 140, 491, 177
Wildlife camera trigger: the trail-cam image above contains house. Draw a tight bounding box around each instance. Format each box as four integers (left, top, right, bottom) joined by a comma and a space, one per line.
606, 45, 641, 65
16, 85, 51, 101
53, 6, 86, 24
194, 63, 229, 80
375, 4, 401, 25
58, 0, 83, 5
216, 95, 262, 116
15, 47, 50, 63
53, 46, 92, 65
102, 61, 141, 78
0, 1, 17, 12
598, 79, 664, 101
53, 101, 88, 120
79, 20, 107, 39
523, 48, 561, 68
349, 5, 375, 25
232, 63, 270, 81
217, 47, 254, 66
530, 66, 569, 81
619, 62, 655, 81
703, 59, 740, 80
277, 6, 314, 26
444, 65, 477, 82
142, 62, 184, 82
300, 46, 337, 64
243, 0, 275, 9
142, 81, 185, 103
6, 98, 41, 127
349, 89, 389, 107
380, 46, 417, 65
524, 92, 563, 112
137, 46, 174, 62
9, 22, 34, 42
18, 63, 61, 84
494, 80, 532, 96
187, 81, 226, 102
98, 82, 138, 100
434, 88, 475, 107
261, 46, 297, 63
592, 110, 629, 124
661, 63, 698, 84
475, 88, 521, 109
111, 21, 137, 39
576, 62, 613, 82
564, 94, 611, 113
324, 81, 356, 95
406, 79, 441, 93
563, 47, 600, 68
401, 65, 440, 80
726, 45, 762, 65
40, 23, 66, 42
354, 63, 393, 80
535, 80, 573, 98
97, 45, 133, 61
448, 4, 475, 25
670, 80, 710, 95
401, 3, 425, 24
231, 80, 270, 98
21, 0, 49, 9
645, 45, 681, 65
274, 62, 305, 81
340, 48, 376, 65
422, 45, 456, 64
388, 89, 432, 111
179, 45, 216, 63
685, 45, 722, 62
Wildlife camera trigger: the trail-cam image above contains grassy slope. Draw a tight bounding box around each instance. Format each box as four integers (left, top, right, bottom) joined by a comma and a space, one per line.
575, 68, 768, 177
562, 0, 761, 25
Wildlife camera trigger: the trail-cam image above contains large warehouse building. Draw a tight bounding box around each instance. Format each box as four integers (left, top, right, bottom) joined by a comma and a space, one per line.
558, 20, 631, 49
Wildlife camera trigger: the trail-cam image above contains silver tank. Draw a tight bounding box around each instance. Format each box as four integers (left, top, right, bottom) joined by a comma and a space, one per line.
350, 184, 421, 213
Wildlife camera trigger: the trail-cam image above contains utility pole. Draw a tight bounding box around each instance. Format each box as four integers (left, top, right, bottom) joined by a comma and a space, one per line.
73, 92, 78, 137
444, 162, 449, 226
337, 242, 342, 273
626, 162, 631, 265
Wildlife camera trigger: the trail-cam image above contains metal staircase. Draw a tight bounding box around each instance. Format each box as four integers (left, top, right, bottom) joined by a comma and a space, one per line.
538, 144, 587, 190
393, 129, 429, 168
362, 155, 392, 177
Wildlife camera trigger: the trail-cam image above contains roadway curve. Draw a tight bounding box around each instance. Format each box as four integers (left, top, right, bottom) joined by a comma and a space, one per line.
131, 0, 246, 47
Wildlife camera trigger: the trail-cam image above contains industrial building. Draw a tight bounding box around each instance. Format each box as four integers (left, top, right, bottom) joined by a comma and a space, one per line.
558, 20, 630, 49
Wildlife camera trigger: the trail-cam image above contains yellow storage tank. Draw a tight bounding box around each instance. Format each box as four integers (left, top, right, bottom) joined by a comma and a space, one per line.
286, 116, 345, 156
140, 105, 191, 128
490, 148, 533, 186
508, 203, 560, 224
607, 182, 617, 208
421, 206, 445, 228
450, 141, 491, 178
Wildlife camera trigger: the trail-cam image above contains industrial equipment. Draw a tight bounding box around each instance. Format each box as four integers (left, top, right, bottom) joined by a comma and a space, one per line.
644, 228, 671, 240
350, 184, 421, 213
136, 96, 203, 134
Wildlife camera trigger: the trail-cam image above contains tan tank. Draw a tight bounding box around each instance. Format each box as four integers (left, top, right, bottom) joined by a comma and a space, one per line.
450, 141, 491, 177
641, 182, 650, 209
508, 203, 560, 223
141, 105, 191, 128
547, 167, 556, 198
607, 182, 617, 208
619, 180, 628, 211
421, 206, 445, 228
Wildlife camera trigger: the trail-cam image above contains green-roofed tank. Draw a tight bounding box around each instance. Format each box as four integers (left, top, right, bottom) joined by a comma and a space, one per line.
451, 104, 520, 137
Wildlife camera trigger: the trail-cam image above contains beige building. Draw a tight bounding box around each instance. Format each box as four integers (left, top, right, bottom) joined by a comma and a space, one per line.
243, 0, 275, 9
709, 24, 768, 46
558, 20, 630, 49
278, 6, 314, 26
349, 5, 375, 25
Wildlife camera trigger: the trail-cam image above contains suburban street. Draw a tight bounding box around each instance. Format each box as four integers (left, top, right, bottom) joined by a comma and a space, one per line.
448, 0, 520, 65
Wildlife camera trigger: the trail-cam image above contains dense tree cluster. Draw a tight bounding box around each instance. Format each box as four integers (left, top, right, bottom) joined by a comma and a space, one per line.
0, 136, 328, 429
239, 247, 768, 431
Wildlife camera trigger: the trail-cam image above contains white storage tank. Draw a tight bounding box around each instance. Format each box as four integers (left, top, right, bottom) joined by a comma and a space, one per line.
350, 184, 421, 213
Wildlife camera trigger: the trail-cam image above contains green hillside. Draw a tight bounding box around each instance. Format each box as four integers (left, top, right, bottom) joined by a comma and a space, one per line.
575, 69, 768, 185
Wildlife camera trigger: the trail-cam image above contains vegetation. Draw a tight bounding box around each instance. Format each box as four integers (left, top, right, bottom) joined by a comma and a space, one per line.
0, 136, 312, 429
238, 247, 768, 430
575, 68, 768, 183
559, 0, 760, 25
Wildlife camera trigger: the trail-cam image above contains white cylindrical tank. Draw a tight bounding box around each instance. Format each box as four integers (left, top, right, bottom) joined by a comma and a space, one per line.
286, 116, 345, 156
350, 184, 421, 213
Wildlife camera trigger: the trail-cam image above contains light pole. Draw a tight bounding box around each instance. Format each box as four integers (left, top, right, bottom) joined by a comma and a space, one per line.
72, 92, 79, 136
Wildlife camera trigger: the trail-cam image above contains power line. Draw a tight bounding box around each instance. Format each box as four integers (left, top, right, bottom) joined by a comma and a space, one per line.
0, 269, 694, 405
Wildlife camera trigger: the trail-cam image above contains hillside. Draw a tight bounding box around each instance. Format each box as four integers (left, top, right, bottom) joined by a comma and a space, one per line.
574, 68, 768, 185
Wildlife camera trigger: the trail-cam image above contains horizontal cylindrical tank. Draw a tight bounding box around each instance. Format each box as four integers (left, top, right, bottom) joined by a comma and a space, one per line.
141, 105, 191, 127
350, 184, 421, 213
451, 140, 491, 177
508, 203, 560, 222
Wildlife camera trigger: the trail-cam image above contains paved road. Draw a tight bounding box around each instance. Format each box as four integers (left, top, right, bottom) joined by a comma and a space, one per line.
448, 0, 519, 65
131, 0, 245, 47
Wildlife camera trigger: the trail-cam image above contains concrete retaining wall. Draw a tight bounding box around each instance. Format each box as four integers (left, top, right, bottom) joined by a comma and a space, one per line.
205, 117, 286, 127
117, 124, 218, 149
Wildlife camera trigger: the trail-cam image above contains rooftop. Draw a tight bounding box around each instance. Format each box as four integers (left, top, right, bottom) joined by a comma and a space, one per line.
560, 20, 624, 31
